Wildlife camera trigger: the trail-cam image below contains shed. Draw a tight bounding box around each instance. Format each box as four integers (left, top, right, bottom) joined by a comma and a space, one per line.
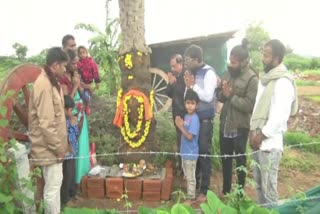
149, 30, 237, 77
148, 30, 237, 112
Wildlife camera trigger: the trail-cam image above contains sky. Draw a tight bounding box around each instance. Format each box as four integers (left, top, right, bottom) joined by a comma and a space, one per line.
0, 0, 319, 57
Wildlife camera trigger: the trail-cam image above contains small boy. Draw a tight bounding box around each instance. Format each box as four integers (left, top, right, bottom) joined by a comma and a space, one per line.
61, 95, 79, 204
175, 89, 200, 203
77, 46, 101, 115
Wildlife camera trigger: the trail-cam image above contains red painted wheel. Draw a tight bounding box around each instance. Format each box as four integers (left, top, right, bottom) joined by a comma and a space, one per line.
0, 64, 42, 143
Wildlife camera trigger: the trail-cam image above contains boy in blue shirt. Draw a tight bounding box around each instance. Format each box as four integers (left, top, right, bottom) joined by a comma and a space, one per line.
61, 95, 79, 204
175, 89, 200, 203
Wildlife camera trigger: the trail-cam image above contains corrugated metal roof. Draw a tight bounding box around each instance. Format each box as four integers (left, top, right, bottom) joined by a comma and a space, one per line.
149, 30, 237, 48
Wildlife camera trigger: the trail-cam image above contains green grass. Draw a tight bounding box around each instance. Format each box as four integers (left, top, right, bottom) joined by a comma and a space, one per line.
295, 79, 320, 86
284, 131, 320, 153
62, 208, 119, 214
298, 69, 320, 76
305, 95, 320, 102
281, 149, 320, 172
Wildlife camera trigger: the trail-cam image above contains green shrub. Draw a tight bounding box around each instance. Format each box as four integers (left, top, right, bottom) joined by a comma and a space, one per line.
62, 207, 119, 214
284, 132, 320, 153
296, 80, 320, 86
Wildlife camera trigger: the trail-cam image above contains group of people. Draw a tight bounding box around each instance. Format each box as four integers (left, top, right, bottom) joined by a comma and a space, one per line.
26, 33, 297, 212
28, 35, 101, 214
167, 39, 297, 206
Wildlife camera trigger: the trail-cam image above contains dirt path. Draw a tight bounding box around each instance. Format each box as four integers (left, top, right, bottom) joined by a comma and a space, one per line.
298, 86, 320, 96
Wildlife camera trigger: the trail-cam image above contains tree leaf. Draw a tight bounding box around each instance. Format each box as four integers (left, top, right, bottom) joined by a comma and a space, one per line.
206, 190, 221, 212
171, 204, 191, 214
0, 155, 7, 162
200, 203, 212, 214
138, 206, 156, 214
0, 107, 7, 116
0, 193, 13, 203
0, 119, 8, 128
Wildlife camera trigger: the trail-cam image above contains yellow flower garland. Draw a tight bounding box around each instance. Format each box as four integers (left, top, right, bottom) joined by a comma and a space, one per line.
116, 89, 154, 148
124, 54, 133, 69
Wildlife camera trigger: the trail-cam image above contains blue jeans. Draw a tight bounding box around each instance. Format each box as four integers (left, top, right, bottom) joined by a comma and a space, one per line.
251, 149, 282, 207
196, 119, 213, 194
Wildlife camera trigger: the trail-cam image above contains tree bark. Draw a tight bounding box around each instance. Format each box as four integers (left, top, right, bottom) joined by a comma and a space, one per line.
118, 0, 150, 55
117, 0, 156, 163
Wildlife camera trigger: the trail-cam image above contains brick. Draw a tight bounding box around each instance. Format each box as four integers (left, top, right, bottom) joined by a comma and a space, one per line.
161, 178, 173, 201
124, 179, 142, 192
81, 176, 88, 197
127, 191, 142, 200
166, 168, 173, 178
143, 179, 161, 192
107, 191, 123, 199
106, 178, 124, 199
87, 176, 105, 188
165, 160, 173, 169
143, 191, 161, 201
87, 187, 105, 199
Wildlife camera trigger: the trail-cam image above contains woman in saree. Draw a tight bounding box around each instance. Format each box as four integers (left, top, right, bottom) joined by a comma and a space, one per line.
59, 49, 90, 186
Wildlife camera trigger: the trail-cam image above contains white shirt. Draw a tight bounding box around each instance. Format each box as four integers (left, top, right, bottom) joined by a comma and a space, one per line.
193, 69, 217, 102
253, 77, 295, 151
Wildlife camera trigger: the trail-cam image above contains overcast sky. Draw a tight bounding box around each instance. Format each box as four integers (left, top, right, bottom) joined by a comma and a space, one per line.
0, 0, 319, 57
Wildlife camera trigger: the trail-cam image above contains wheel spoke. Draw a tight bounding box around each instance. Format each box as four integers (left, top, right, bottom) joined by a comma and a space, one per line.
155, 96, 165, 107
154, 76, 164, 90
152, 74, 157, 89
156, 93, 168, 98
13, 103, 28, 128
22, 85, 30, 105
9, 131, 29, 142
154, 100, 158, 112
156, 86, 167, 92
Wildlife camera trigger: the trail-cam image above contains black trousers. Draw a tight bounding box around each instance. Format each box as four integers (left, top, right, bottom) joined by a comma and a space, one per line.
220, 128, 249, 194
172, 114, 183, 171
61, 159, 76, 204
196, 119, 213, 194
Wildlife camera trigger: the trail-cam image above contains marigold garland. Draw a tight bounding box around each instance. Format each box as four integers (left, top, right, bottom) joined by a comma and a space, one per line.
116, 88, 154, 148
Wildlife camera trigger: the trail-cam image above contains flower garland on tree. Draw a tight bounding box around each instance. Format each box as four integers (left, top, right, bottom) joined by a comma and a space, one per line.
114, 89, 154, 148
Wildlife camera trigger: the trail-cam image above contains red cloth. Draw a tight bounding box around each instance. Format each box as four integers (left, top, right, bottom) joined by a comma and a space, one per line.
58, 75, 73, 93
77, 57, 101, 84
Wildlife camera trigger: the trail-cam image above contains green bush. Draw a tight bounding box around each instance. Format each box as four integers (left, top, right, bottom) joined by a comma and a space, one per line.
89, 95, 119, 165
284, 132, 320, 153
284, 54, 320, 71
62, 208, 119, 214
295, 80, 320, 86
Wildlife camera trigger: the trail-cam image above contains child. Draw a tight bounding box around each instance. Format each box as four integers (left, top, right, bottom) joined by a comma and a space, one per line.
61, 95, 79, 204
77, 46, 101, 115
175, 89, 200, 204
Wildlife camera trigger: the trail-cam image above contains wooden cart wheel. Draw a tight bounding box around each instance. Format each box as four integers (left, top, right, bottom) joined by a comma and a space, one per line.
0, 64, 43, 210
149, 67, 172, 112
0, 64, 42, 143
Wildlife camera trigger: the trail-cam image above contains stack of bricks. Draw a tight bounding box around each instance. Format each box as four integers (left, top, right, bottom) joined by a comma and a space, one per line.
106, 177, 124, 199
142, 179, 161, 201
81, 161, 174, 201
124, 178, 142, 200
161, 160, 174, 201
86, 176, 105, 199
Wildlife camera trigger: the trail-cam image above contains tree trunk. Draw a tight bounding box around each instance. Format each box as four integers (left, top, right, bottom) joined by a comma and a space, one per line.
116, 0, 156, 163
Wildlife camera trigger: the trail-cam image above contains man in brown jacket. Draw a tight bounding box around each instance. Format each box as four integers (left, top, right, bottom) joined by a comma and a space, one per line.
216, 39, 258, 197
29, 47, 69, 214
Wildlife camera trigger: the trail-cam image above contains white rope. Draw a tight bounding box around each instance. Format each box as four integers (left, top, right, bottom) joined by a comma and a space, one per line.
25, 141, 320, 162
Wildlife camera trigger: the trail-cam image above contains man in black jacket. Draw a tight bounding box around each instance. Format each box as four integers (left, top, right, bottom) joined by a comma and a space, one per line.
166, 54, 186, 170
